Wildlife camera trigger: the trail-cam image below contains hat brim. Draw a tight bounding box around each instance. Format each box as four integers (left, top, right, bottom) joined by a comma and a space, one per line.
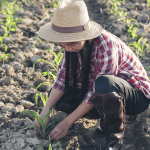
38, 21, 103, 43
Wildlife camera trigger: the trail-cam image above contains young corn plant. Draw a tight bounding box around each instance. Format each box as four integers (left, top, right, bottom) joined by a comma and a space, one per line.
41, 138, 61, 150
33, 50, 63, 93
107, 0, 125, 15
46, 49, 63, 69
0, 36, 7, 50
18, 108, 57, 139
51, 0, 61, 8
35, 93, 48, 107
127, 23, 139, 39
147, 0, 150, 6
146, 66, 150, 71
117, 8, 127, 21
126, 18, 137, 24
0, 52, 14, 65
0, 0, 24, 37
42, 71, 56, 80
33, 49, 63, 80
128, 36, 150, 58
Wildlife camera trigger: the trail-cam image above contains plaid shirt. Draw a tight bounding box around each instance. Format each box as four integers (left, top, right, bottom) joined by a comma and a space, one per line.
52, 29, 150, 105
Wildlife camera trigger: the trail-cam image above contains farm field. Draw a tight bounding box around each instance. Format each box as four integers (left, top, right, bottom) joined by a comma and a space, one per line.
1, 0, 150, 150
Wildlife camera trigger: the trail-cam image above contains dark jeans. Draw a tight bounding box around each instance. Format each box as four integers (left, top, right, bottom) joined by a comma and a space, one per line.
48, 75, 150, 116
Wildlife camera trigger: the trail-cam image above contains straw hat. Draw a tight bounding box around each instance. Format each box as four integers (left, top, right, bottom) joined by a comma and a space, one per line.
38, 0, 103, 42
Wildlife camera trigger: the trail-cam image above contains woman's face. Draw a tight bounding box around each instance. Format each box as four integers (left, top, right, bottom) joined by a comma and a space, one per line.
60, 41, 86, 52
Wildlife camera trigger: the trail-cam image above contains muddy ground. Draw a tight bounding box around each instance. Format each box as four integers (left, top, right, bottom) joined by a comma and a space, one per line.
1, 0, 150, 149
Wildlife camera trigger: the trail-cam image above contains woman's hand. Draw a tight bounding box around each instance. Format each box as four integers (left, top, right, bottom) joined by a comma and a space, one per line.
48, 119, 71, 141
34, 118, 43, 136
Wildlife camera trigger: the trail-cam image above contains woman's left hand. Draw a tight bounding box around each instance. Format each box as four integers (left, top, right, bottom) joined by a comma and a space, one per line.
48, 119, 71, 141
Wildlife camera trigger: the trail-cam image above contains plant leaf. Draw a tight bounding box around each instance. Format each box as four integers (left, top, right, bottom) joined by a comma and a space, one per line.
18, 110, 43, 128
45, 119, 58, 131
43, 108, 55, 126
36, 82, 52, 90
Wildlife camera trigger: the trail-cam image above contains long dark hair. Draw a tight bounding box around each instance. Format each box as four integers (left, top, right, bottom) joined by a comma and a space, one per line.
65, 40, 93, 102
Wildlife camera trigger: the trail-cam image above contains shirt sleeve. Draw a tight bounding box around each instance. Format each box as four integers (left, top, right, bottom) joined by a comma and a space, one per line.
52, 50, 66, 92
83, 45, 119, 105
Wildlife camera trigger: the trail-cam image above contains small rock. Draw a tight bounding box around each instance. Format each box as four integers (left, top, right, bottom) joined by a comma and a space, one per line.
34, 79, 49, 92
31, 55, 41, 63
24, 146, 33, 150
42, 140, 50, 147
142, 9, 150, 16
44, 18, 51, 22
147, 127, 150, 132
20, 100, 35, 109
0, 68, 5, 77
135, 28, 148, 38
24, 117, 34, 127
21, 18, 33, 26
26, 130, 36, 137
12, 61, 24, 72
137, 14, 149, 22
0, 28, 5, 36
129, 10, 139, 19
11, 123, 20, 130
0, 114, 3, 119
0, 101, 4, 107
26, 137, 40, 145
1, 76, 14, 85
3, 64, 15, 76
12, 105, 24, 113
1, 103, 14, 112
14, 138, 26, 149
2, 37, 13, 45
36, 43, 53, 50
0, 135, 7, 142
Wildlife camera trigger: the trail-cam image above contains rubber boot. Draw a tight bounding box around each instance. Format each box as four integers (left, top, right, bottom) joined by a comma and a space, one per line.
90, 92, 125, 150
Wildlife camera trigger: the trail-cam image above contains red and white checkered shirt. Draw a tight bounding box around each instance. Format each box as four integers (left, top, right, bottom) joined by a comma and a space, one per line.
52, 29, 150, 105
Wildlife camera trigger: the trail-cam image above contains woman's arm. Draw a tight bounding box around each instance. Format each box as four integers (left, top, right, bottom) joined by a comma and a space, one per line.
39, 88, 64, 118
49, 100, 94, 140
64, 100, 94, 126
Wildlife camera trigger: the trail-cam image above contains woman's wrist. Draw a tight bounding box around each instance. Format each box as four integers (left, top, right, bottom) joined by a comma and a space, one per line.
64, 116, 74, 127
40, 105, 51, 119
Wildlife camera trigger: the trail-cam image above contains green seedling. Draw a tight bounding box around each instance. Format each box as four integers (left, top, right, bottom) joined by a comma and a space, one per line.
146, 66, 150, 71
128, 36, 150, 58
33, 58, 57, 80
41, 138, 61, 150
127, 23, 139, 39
22, 0, 27, 5
35, 93, 48, 107
33, 49, 63, 80
48, 137, 52, 150
36, 81, 52, 90
51, 0, 61, 8
117, 8, 127, 21
46, 49, 63, 69
0, 36, 7, 52
0, 52, 13, 65
147, 0, 150, 6
107, 0, 125, 15
42, 71, 56, 80
18, 108, 57, 139
107, 0, 125, 5
33, 59, 57, 71
126, 18, 137, 24
0, 0, 24, 38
